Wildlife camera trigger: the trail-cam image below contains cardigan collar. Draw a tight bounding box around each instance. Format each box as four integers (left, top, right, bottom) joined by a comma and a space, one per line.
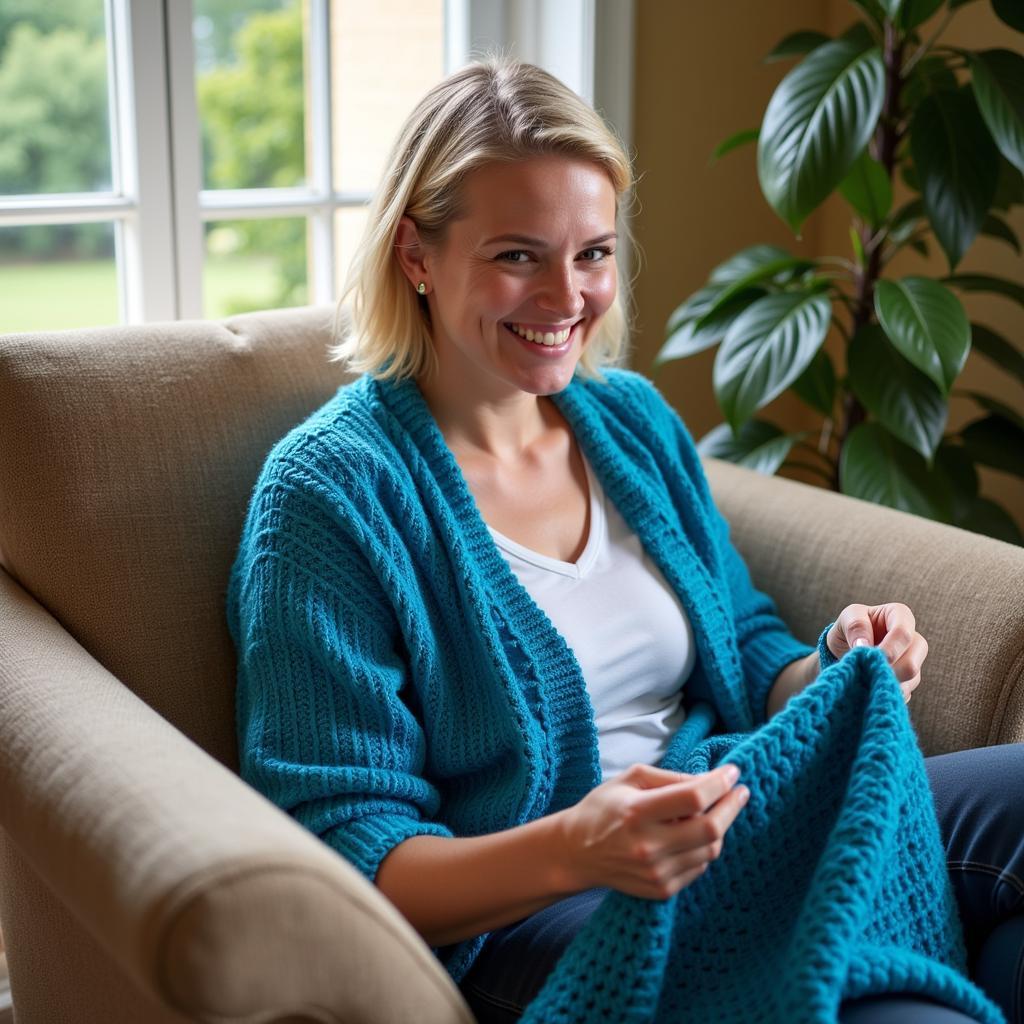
366, 371, 748, 812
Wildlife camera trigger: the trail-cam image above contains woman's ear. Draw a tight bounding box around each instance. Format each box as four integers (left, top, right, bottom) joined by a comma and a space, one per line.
394, 216, 431, 293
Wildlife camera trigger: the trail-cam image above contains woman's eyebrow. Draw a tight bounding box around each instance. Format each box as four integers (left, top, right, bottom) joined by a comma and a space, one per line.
481, 232, 618, 247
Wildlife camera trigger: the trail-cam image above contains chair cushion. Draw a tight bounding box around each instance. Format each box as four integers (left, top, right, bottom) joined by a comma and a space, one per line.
0, 305, 351, 767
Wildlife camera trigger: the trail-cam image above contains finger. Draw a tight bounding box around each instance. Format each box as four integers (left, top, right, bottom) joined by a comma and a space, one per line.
623, 763, 694, 789
643, 861, 709, 901
883, 633, 928, 684
633, 763, 741, 822
875, 604, 916, 664
837, 603, 874, 650
658, 783, 750, 855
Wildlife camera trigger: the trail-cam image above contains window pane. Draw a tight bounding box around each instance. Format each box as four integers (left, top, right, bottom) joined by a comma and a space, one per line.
0, 223, 117, 332
194, 0, 308, 191
333, 204, 369, 296
0, 3, 112, 195
204, 216, 308, 317
331, 0, 445, 195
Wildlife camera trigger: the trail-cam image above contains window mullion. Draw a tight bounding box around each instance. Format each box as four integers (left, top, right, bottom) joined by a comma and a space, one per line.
116, 0, 177, 322
164, 0, 205, 319
308, 0, 335, 305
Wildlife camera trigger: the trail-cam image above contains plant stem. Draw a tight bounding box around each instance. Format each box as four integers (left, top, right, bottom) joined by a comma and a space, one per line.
837, 19, 905, 491
902, 8, 955, 79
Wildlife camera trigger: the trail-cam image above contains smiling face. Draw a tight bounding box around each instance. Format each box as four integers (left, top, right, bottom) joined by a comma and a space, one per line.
414, 155, 618, 401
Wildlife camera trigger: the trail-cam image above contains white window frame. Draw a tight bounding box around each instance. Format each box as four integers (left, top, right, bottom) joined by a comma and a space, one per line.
0, 0, 634, 327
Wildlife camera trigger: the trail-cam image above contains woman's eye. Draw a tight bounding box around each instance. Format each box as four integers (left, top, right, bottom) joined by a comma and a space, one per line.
497, 250, 531, 263
579, 247, 614, 262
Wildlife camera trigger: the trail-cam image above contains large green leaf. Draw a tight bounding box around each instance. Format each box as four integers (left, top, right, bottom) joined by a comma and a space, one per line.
970, 323, 1024, 388
876, 0, 904, 19
712, 128, 759, 162
665, 284, 722, 337
696, 420, 810, 475
757, 36, 885, 232
764, 31, 830, 63
954, 390, 1024, 432
713, 290, 833, 431
903, 55, 960, 111
957, 497, 1024, 545
873, 277, 971, 393
944, 273, 1024, 306
960, 414, 1024, 478
910, 87, 1000, 268
994, 0, 1024, 32
970, 50, 1024, 175
850, 0, 889, 27
792, 347, 837, 417
656, 288, 766, 365
697, 246, 812, 328
708, 244, 797, 285
899, 0, 944, 29
839, 147, 893, 226
847, 323, 948, 461
980, 212, 1022, 253
992, 155, 1024, 209
840, 422, 954, 521
934, 442, 980, 523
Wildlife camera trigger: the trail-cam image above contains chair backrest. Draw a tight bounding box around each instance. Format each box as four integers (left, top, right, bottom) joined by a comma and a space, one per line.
0, 305, 352, 768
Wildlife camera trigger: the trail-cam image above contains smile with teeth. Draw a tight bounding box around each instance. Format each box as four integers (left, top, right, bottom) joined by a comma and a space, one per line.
506, 322, 574, 347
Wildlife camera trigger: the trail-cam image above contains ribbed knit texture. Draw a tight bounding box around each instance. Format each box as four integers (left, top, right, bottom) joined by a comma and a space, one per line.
226, 367, 1002, 1022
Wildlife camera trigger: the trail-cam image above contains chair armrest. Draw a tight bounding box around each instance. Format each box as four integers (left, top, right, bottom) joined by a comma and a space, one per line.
704, 458, 1024, 755
0, 567, 473, 1024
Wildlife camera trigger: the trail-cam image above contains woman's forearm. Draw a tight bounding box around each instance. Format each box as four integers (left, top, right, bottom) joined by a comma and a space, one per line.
374, 809, 579, 948
766, 652, 819, 719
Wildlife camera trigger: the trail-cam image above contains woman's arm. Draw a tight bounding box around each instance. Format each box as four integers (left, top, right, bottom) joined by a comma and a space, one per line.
377, 762, 749, 948
375, 811, 576, 948
765, 652, 820, 719
765, 604, 930, 719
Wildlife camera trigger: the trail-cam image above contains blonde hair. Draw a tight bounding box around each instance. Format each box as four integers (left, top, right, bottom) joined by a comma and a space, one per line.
328, 56, 635, 382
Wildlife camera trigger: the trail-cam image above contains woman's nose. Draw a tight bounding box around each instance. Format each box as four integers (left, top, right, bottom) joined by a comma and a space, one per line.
535, 263, 585, 319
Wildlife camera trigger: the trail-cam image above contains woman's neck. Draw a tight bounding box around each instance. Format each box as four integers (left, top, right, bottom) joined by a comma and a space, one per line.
417, 371, 557, 465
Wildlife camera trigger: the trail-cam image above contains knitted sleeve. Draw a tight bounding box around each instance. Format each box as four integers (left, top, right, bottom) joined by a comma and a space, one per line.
612, 370, 818, 724
226, 451, 455, 885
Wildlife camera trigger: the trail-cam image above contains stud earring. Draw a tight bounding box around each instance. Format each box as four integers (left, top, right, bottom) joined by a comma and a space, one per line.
417, 282, 427, 295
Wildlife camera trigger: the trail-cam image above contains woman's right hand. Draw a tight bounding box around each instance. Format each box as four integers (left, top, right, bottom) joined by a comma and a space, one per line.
555, 762, 749, 900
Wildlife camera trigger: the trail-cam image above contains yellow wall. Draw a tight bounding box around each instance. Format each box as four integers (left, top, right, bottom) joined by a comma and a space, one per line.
631, 1, 1023, 532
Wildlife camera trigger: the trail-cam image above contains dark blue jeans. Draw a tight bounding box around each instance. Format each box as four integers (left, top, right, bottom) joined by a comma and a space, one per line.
458, 744, 1024, 1023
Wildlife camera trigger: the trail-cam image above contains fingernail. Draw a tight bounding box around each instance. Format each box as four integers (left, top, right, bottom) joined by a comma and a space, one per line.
737, 786, 750, 804
724, 764, 740, 784
854, 639, 868, 648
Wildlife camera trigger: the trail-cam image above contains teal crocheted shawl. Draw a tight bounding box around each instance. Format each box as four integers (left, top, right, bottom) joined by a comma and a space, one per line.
227, 367, 1003, 1023
521, 643, 1004, 1022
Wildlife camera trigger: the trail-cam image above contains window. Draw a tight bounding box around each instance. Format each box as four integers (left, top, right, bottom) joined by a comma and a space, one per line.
0, 0, 449, 331
0, 0, 633, 333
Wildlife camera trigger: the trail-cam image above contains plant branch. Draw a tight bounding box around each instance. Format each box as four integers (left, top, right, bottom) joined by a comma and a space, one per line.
835, 21, 905, 490
902, 8, 956, 79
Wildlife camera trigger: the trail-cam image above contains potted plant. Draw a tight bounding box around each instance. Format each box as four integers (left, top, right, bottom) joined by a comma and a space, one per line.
654, 0, 1024, 546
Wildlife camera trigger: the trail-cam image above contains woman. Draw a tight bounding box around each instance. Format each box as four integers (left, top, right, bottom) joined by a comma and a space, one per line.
226, 58, 1022, 1023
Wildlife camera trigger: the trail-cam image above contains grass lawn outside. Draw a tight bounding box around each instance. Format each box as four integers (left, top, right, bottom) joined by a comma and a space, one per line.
0, 255, 284, 333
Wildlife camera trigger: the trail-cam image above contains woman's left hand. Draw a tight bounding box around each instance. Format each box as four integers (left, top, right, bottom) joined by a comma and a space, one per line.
826, 603, 928, 704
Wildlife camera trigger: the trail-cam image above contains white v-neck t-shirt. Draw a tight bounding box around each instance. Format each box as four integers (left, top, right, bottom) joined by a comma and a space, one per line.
486, 454, 697, 782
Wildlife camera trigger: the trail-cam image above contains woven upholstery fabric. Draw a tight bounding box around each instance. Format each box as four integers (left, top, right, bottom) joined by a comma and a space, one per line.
705, 459, 1024, 757
0, 305, 350, 765
520, 645, 1005, 1023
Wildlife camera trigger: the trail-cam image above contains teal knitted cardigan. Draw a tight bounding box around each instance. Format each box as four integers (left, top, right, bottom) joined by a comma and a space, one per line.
227, 367, 1003, 1023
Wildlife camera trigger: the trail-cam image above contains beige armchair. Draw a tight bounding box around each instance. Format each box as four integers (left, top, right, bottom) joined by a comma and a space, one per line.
1, 306, 1021, 1024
